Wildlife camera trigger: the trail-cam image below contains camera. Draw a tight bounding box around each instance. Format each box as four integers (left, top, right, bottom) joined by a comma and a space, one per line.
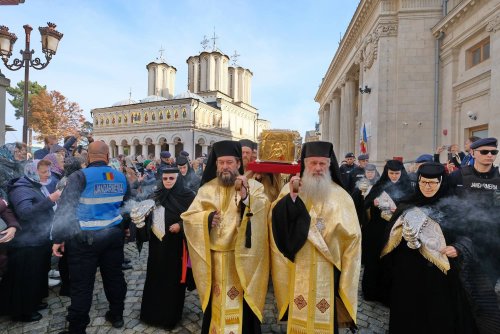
466, 111, 477, 121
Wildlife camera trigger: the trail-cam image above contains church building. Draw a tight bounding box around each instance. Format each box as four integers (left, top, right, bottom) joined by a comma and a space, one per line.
92, 41, 270, 159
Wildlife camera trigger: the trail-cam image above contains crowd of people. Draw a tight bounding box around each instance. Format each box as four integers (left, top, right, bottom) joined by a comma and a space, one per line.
0, 133, 498, 334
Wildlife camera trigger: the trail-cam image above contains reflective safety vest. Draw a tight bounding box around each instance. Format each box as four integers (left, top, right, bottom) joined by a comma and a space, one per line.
77, 167, 127, 231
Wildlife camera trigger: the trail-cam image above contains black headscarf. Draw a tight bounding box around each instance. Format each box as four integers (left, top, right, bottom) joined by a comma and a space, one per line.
153, 169, 195, 214
176, 155, 200, 192
365, 159, 412, 205
389, 162, 449, 221
299, 141, 346, 190
200, 140, 244, 186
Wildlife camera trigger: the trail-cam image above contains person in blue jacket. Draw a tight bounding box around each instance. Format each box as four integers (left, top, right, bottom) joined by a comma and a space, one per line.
52, 141, 130, 334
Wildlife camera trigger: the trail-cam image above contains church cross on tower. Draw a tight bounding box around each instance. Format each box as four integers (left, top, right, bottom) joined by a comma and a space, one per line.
231, 50, 240, 66
157, 45, 166, 62
211, 27, 219, 52
200, 35, 209, 51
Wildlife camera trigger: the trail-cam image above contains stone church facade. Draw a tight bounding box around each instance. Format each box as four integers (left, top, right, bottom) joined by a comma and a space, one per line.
92, 48, 270, 159
315, 0, 500, 164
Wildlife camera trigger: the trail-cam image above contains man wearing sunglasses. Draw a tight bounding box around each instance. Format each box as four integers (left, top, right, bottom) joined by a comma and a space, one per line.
449, 137, 500, 286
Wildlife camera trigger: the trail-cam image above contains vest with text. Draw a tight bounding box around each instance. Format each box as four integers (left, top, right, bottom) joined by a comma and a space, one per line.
77, 167, 127, 231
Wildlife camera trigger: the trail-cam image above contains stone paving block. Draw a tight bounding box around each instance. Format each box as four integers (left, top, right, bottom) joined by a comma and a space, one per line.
125, 318, 141, 329
3, 243, 495, 333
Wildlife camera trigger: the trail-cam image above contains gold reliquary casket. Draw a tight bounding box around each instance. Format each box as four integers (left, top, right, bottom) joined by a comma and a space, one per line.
257, 129, 302, 164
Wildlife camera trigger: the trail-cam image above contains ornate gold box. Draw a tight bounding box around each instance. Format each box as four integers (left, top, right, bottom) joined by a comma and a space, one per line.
257, 129, 302, 163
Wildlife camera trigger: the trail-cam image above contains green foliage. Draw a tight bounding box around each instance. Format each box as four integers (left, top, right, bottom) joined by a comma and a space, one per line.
6, 81, 47, 119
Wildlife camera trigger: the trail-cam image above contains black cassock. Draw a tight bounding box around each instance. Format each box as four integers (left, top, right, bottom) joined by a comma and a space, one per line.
137, 178, 195, 329
361, 179, 412, 303
381, 204, 500, 334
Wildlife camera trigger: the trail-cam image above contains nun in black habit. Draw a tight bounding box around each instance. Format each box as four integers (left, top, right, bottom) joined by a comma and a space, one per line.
361, 159, 413, 302
176, 155, 200, 193
136, 167, 195, 329
380, 162, 500, 334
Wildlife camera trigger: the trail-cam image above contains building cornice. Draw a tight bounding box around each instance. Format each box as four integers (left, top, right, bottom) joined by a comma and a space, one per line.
315, 0, 380, 102
432, 0, 480, 37
486, 12, 500, 32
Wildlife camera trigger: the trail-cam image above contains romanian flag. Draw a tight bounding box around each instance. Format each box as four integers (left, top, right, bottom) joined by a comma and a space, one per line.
104, 172, 114, 181
360, 123, 368, 154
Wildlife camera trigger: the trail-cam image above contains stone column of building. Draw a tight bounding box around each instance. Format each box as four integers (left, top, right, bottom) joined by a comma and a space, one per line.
154, 143, 161, 159
202, 144, 208, 156
340, 75, 357, 155
0, 73, 10, 146
141, 143, 148, 157
130, 145, 136, 157
487, 16, 500, 139
330, 92, 341, 149
118, 144, 124, 156
322, 106, 330, 142
167, 142, 175, 154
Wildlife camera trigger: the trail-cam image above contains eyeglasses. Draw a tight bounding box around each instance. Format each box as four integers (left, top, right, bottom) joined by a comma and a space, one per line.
419, 180, 440, 187
162, 176, 176, 181
476, 149, 499, 155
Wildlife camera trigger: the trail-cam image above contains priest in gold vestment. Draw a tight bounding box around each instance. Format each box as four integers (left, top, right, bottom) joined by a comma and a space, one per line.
181, 140, 270, 334
270, 141, 361, 334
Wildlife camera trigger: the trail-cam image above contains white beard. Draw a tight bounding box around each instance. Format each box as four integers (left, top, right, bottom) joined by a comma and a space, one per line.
300, 171, 333, 203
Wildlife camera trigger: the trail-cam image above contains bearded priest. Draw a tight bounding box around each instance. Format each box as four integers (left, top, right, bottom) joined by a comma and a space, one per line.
181, 140, 270, 334
270, 141, 361, 334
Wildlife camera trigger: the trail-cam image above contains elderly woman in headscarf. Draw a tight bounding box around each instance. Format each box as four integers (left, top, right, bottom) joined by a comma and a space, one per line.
43, 152, 65, 190
361, 159, 413, 302
0, 143, 28, 200
0, 160, 62, 322
380, 162, 500, 334
135, 166, 195, 330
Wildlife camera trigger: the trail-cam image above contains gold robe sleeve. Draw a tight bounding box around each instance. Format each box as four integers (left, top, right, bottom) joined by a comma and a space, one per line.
181, 178, 270, 320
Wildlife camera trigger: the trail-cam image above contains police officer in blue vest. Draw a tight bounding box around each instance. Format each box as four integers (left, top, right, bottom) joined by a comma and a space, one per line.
52, 141, 129, 334
449, 137, 500, 285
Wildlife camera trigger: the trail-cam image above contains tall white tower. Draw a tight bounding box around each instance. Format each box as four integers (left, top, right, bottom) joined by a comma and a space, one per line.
146, 48, 177, 99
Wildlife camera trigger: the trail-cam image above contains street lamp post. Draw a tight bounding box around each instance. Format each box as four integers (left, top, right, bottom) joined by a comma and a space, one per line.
0, 22, 63, 145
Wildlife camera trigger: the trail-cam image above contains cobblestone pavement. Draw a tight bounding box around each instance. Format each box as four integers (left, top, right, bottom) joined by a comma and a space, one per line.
1, 243, 498, 334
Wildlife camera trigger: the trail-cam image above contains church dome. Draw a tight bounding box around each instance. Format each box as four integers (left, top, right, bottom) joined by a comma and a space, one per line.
112, 98, 138, 107
140, 95, 168, 103
173, 91, 206, 102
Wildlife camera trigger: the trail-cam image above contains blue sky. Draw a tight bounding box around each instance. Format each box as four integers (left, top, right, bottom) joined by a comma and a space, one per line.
2, 0, 359, 144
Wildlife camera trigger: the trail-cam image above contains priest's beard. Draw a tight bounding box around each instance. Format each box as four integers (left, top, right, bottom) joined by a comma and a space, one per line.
217, 168, 239, 187
300, 171, 333, 203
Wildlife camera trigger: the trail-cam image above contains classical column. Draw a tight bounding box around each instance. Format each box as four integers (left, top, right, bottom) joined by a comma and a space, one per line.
130, 145, 136, 157
154, 144, 161, 159
0, 73, 10, 146
118, 145, 124, 156
340, 75, 357, 154
330, 92, 341, 149
202, 144, 208, 155
322, 107, 330, 142
141, 143, 148, 157
487, 16, 500, 139
167, 142, 175, 155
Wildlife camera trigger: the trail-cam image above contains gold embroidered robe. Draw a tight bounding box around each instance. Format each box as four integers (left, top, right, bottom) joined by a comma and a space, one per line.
270, 183, 361, 333
181, 178, 270, 334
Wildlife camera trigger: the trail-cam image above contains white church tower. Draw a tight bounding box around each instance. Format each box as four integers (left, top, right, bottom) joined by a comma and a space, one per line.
146, 48, 177, 99
186, 33, 253, 106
